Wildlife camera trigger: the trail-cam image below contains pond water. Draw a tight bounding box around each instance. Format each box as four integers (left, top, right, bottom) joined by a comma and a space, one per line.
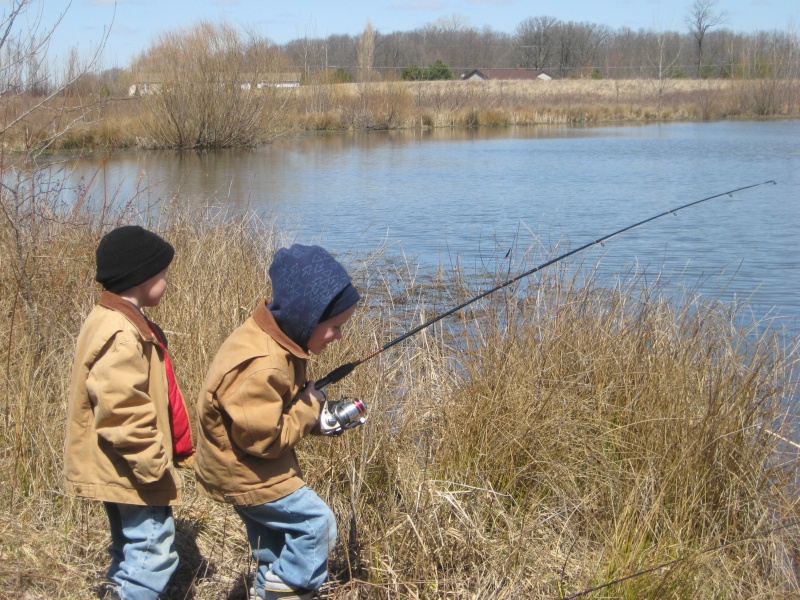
62, 121, 800, 343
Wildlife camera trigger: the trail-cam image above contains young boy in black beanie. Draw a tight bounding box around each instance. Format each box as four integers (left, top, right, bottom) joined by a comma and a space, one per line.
64, 225, 194, 600
194, 244, 361, 600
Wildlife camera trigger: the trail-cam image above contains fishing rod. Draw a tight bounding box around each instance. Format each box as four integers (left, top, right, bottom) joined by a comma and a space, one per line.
315, 180, 776, 392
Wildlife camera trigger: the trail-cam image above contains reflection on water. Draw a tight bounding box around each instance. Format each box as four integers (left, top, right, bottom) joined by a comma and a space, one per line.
58, 121, 800, 341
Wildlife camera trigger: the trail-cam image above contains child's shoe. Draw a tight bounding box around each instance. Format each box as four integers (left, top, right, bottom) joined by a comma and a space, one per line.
248, 586, 313, 599
99, 582, 124, 600
249, 571, 313, 600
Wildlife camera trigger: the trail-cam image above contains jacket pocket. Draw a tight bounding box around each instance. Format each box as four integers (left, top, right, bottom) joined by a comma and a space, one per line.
222, 490, 257, 506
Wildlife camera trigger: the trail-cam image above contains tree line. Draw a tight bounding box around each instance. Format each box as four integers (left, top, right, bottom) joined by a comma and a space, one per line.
280, 1, 798, 81
2, 0, 798, 99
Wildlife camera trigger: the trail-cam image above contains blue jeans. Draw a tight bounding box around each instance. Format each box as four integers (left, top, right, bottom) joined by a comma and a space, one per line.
103, 502, 179, 600
234, 486, 337, 594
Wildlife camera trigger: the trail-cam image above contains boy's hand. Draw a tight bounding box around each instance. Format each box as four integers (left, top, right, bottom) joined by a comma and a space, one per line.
294, 380, 326, 410
174, 454, 195, 469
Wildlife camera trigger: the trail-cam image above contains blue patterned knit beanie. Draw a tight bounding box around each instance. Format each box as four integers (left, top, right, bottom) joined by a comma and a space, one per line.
268, 244, 360, 348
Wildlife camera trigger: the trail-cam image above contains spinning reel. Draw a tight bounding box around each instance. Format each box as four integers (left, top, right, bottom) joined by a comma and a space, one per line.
318, 393, 367, 436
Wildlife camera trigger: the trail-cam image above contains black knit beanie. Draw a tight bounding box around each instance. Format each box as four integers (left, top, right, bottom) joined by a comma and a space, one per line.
95, 226, 174, 293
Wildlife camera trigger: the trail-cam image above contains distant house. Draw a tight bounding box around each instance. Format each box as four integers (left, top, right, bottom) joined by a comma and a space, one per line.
240, 72, 302, 90
129, 72, 302, 96
460, 69, 553, 82
256, 73, 302, 89
128, 81, 162, 96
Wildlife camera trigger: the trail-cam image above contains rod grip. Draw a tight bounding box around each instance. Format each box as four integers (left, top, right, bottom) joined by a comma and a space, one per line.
315, 361, 359, 390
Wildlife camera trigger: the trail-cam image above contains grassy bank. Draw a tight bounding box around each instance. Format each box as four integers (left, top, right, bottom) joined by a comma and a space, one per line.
290, 78, 800, 131
11, 78, 799, 151
1, 191, 799, 598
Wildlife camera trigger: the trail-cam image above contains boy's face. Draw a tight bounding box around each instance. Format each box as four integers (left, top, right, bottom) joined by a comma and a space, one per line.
307, 304, 357, 355
123, 269, 168, 308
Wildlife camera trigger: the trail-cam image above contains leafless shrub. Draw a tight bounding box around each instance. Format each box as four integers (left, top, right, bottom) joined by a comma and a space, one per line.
130, 21, 295, 149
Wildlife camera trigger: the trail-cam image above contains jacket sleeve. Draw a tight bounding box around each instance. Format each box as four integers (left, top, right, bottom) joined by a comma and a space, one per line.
222, 367, 320, 459
86, 331, 170, 484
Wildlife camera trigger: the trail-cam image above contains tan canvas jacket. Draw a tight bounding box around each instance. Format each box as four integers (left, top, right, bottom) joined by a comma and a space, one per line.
63, 291, 182, 506
194, 299, 322, 506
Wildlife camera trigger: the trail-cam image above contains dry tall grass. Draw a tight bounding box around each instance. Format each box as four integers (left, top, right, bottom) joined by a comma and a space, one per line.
1, 190, 799, 599
288, 78, 800, 131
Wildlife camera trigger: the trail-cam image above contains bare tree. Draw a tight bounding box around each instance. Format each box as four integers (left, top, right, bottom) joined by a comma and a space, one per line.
285, 26, 327, 77
646, 27, 683, 110
357, 21, 376, 82
786, 18, 799, 112
322, 33, 358, 74
685, 0, 727, 77
555, 21, 610, 77
515, 16, 558, 69
432, 12, 472, 62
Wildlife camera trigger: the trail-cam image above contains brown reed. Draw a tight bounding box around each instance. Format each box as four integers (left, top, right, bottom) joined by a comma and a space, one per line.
1, 187, 799, 598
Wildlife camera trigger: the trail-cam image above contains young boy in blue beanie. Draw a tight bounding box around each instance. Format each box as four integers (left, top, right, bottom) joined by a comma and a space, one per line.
64, 225, 194, 600
194, 244, 361, 600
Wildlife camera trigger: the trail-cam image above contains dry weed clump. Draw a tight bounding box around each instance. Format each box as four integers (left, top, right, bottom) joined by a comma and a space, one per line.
1, 192, 799, 598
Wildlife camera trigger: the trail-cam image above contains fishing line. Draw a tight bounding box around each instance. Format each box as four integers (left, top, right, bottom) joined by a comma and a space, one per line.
560, 519, 800, 599
316, 180, 777, 390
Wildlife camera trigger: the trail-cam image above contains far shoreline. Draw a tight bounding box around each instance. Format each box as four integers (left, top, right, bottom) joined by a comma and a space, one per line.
20, 78, 798, 153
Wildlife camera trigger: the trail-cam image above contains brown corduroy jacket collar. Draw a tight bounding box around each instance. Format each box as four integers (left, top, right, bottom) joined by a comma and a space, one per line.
251, 298, 310, 360
98, 290, 157, 344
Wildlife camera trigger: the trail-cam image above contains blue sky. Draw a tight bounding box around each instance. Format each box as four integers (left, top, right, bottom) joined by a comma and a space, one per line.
42, 0, 798, 69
